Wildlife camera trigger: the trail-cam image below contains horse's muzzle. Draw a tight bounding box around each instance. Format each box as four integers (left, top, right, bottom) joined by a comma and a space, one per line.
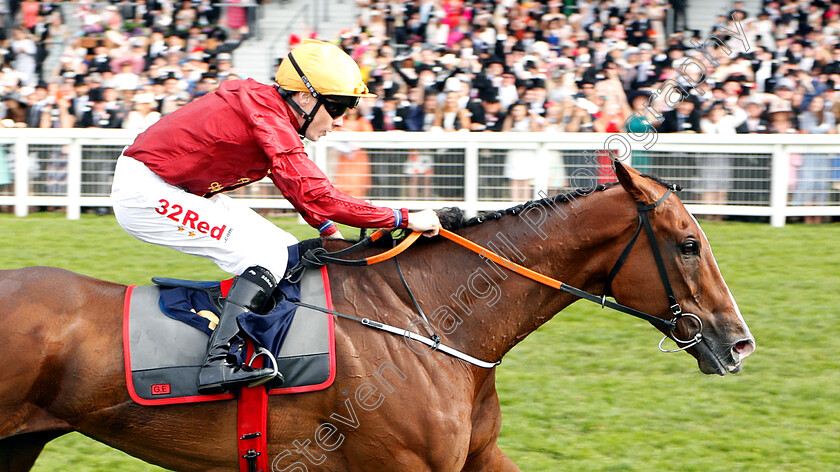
696, 335, 756, 375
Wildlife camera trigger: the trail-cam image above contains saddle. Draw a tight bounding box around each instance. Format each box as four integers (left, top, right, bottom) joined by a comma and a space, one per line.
123, 264, 336, 405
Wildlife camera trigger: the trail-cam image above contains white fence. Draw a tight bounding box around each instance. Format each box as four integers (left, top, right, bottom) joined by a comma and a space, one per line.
1, 129, 838, 227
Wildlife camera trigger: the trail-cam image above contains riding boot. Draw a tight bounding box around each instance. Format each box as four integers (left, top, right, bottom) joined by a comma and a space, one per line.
197, 266, 281, 394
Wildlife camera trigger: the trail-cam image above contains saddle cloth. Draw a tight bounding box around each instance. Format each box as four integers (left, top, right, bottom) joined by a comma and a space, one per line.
123, 266, 336, 406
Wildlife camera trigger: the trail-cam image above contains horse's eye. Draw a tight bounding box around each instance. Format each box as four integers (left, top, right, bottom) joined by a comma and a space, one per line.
681, 240, 700, 256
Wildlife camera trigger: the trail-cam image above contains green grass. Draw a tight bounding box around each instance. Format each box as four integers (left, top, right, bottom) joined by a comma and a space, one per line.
1, 214, 838, 471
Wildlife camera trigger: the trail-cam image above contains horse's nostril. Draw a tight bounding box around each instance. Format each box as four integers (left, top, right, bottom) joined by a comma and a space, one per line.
733, 339, 756, 359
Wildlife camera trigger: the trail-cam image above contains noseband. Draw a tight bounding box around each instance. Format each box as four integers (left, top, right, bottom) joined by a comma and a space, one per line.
601, 186, 703, 353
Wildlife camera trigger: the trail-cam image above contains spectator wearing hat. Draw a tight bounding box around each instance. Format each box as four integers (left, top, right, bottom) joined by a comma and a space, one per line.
371, 67, 402, 102
498, 71, 520, 109
661, 94, 702, 133
193, 72, 220, 99
766, 99, 797, 134
472, 55, 505, 92
71, 76, 92, 121
146, 30, 169, 68
630, 43, 661, 90
112, 38, 148, 75
468, 88, 506, 132
736, 97, 770, 133
371, 92, 410, 132
196, 0, 221, 26
214, 53, 239, 80
523, 77, 549, 117
77, 94, 123, 128
25, 82, 50, 128
772, 77, 800, 110
124, 92, 161, 130
87, 44, 114, 75
182, 51, 210, 86
157, 49, 186, 79
103, 87, 128, 124
157, 73, 189, 115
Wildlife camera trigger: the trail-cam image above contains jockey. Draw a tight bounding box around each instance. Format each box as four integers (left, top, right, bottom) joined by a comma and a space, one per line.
111, 39, 441, 394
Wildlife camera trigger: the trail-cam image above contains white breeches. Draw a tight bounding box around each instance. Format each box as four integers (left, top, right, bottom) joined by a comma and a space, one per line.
111, 153, 298, 277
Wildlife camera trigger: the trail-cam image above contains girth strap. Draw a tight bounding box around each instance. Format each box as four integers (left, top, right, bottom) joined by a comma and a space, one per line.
237, 343, 269, 472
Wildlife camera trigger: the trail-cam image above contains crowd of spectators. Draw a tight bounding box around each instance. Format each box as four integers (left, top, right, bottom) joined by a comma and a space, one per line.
0, 0, 253, 130
329, 0, 840, 220
0, 0, 838, 220
4, 0, 840, 136
333, 0, 840, 138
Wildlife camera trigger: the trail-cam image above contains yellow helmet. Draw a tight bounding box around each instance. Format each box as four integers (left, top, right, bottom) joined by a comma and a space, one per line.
275, 39, 376, 108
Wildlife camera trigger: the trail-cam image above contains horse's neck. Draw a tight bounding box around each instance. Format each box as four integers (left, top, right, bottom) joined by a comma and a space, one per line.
432, 189, 634, 363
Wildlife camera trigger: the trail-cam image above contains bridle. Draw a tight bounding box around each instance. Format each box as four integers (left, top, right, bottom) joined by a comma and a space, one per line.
436, 185, 703, 355
599, 186, 703, 353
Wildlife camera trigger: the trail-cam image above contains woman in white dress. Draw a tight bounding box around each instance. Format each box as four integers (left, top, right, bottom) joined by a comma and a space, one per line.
502, 102, 544, 202
699, 100, 746, 216
123, 93, 161, 131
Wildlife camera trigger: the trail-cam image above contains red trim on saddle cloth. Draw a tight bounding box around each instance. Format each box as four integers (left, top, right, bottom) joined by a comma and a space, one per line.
267, 266, 337, 395
122, 285, 234, 406
237, 342, 270, 472
220, 278, 234, 297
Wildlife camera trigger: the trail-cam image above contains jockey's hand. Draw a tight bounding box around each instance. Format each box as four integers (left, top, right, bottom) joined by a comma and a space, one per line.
407, 209, 441, 237
324, 229, 344, 239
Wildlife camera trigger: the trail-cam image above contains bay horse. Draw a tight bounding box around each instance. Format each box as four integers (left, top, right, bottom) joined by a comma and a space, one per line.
0, 162, 754, 471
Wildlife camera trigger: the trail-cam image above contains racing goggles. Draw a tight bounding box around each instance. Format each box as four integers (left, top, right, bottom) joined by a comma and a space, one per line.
323, 95, 360, 119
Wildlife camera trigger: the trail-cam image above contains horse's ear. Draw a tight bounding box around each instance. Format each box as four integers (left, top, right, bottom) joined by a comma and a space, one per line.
614, 159, 659, 204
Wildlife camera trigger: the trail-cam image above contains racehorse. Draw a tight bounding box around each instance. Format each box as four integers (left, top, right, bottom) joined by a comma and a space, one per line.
0, 162, 754, 471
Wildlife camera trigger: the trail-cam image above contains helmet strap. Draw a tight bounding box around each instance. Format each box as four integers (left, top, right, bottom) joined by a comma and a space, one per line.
277, 86, 325, 138
279, 51, 328, 139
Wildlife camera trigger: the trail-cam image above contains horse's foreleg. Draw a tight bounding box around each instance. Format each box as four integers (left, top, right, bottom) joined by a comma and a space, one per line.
462, 372, 521, 472
0, 431, 65, 472
461, 443, 520, 472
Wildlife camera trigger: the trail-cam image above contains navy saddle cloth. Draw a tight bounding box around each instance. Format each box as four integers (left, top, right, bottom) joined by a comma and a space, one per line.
123, 246, 336, 405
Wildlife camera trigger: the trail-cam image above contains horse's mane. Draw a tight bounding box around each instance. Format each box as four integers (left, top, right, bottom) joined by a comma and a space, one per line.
437, 174, 681, 231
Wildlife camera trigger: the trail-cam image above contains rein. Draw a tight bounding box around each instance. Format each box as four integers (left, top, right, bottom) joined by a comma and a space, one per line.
439, 187, 702, 353
287, 185, 702, 369
286, 230, 498, 368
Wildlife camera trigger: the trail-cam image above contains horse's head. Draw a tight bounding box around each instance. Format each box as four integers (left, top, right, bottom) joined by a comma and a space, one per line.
609, 161, 755, 375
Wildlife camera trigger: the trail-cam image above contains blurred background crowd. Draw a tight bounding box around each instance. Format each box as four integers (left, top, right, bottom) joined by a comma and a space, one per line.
2, 0, 840, 135
0, 0, 838, 221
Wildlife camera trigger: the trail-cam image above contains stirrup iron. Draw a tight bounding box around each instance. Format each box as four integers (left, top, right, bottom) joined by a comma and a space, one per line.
246, 347, 280, 387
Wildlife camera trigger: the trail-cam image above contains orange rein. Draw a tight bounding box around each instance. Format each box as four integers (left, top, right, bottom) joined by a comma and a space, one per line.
363, 230, 423, 265
438, 229, 563, 290
370, 229, 563, 291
